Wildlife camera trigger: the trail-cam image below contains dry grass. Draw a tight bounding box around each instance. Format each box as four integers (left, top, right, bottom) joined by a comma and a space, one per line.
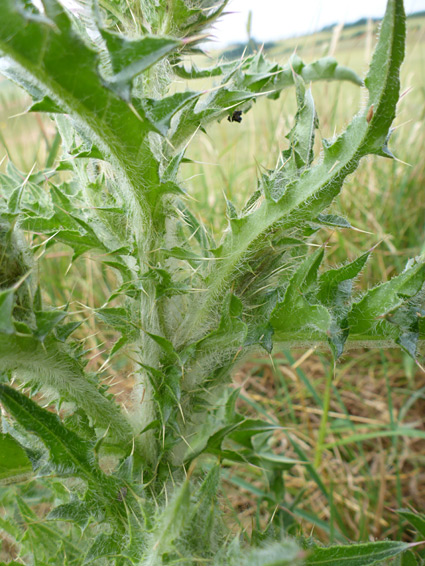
221, 348, 425, 542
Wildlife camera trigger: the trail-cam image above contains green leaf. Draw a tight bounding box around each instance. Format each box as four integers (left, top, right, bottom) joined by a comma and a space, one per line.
185, 417, 281, 464
55, 320, 83, 342
0, 0, 146, 148
0, 433, 33, 483
176, 201, 215, 253
48, 501, 95, 528
143, 268, 189, 299
0, 333, 133, 444
397, 508, 425, 538
315, 214, 352, 229
397, 330, 419, 359
144, 331, 177, 358
362, 0, 405, 157
199, 0, 406, 342
167, 0, 228, 37
173, 61, 227, 80
347, 258, 425, 336
317, 251, 371, 306
17, 496, 81, 560
28, 95, 64, 113
287, 73, 317, 167
149, 481, 191, 559
305, 541, 411, 565
245, 323, 274, 353
141, 91, 200, 135
83, 533, 121, 564
70, 143, 104, 160
34, 309, 67, 341
227, 419, 281, 449
170, 50, 362, 149
401, 550, 419, 566
0, 0, 170, 219
253, 451, 300, 468
271, 248, 331, 339
161, 246, 202, 261
0, 288, 15, 334
110, 334, 131, 357
0, 385, 108, 487
286, 248, 324, 298
101, 31, 181, 99
0, 515, 23, 542
95, 307, 137, 337
293, 54, 363, 87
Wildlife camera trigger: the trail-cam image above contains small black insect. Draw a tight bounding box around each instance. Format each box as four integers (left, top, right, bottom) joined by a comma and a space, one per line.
227, 110, 243, 123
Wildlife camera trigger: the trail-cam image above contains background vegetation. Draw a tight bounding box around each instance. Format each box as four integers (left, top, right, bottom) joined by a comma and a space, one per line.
0, 5, 424, 560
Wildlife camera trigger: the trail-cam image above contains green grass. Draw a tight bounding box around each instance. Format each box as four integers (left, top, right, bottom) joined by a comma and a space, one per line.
1, 13, 425, 551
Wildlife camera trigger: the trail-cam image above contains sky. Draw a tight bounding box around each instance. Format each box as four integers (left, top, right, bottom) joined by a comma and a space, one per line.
212, 0, 425, 47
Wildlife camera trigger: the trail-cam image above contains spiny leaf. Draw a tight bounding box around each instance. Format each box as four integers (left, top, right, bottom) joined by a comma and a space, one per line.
173, 60, 230, 80
95, 306, 138, 338
47, 501, 94, 528
141, 91, 200, 135
55, 320, 83, 342
284, 248, 325, 300
347, 257, 425, 336
16, 496, 82, 560
149, 481, 191, 558
271, 248, 330, 340
100, 31, 181, 99
83, 533, 122, 564
145, 331, 177, 358
34, 309, 67, 341
0, 0, 146, 153
245, 323, 274, 354
0, 384, 99, 480
170, 50, 362, 148
317, 251, 371, 306
196, 0, 407, 348
185, 417, 281, 464
286, 72, 317, 167
0, 0, 177, 215
1, 387, 130, 524
0, 333, 133, 443
291, 53, 363, 87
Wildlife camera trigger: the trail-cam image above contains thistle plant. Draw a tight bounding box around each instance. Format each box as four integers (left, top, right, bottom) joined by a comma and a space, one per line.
0, 0, 424, 564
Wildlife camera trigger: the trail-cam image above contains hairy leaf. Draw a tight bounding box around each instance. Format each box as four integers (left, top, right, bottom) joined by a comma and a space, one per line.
305, 541, 411, 565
